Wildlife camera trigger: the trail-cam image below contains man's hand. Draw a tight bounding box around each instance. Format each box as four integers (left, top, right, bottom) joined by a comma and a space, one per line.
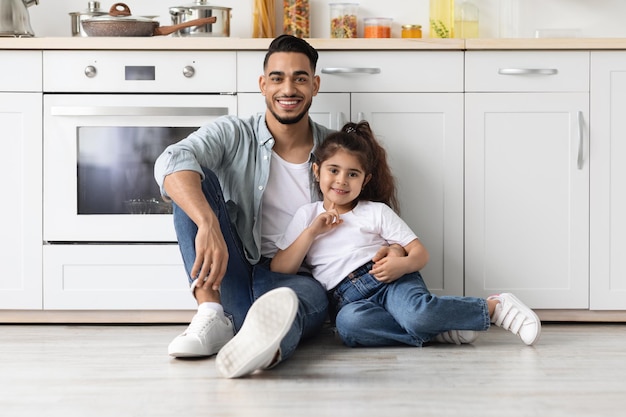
369, 244, 408, 283
192, 222, 229, 291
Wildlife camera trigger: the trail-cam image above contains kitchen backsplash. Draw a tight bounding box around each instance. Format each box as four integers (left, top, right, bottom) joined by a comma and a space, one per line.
29, 0, 626, 39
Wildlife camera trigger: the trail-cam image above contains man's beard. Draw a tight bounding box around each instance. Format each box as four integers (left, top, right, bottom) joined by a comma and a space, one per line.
267, 97, 313, 125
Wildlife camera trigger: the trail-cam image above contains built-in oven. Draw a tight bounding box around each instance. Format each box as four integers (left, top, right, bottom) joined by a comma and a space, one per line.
42, 50, 237, 312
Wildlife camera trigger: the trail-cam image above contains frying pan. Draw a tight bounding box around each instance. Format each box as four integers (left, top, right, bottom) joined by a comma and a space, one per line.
82, 3, 217, 37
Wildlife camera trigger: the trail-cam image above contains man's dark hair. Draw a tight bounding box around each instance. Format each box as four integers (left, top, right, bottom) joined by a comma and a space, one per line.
263, 34, 319, 72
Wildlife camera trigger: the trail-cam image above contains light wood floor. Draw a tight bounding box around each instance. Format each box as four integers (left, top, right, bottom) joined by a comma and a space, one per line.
2, 323, 626, 417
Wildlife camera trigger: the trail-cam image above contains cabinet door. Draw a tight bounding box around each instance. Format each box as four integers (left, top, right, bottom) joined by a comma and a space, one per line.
0, 93, 43, 309
465, 93, 589, 308
590, 52, 626, 309
237, 92, 350, 129
353, 93, 464, 296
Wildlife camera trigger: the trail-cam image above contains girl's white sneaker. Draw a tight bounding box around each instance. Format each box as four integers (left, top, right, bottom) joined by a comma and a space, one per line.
489, 293, 541, 345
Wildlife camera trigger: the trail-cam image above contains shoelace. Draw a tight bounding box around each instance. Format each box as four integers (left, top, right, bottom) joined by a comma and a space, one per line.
184, 312, 215, 335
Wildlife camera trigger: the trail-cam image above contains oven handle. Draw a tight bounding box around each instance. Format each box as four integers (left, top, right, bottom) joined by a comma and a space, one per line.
50, 106, 229, 117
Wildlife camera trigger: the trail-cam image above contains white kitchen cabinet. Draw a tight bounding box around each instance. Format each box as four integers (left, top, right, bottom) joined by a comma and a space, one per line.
465, 51, 590, 309
0, 51, 43, 309
237, 51, 465, 296
352, 93, 464, 295
590, 52, 626, 309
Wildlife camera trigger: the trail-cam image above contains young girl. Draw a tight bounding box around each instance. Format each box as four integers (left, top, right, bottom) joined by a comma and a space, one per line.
271, 121, 541, 347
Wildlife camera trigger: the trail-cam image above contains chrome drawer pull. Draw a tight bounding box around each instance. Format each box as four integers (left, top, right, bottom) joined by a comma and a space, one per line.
321, 67, 381, 75
497, 68, 558, 75
577, 110, 584, 170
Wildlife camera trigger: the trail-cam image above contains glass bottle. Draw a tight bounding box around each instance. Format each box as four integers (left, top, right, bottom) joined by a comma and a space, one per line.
429, 0, 454, 38
454, 0, 479, 38
499, 0, 520, 38
284, 0, 310, 38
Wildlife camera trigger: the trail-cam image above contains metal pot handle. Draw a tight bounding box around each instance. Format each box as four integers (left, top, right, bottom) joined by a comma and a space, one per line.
169, 7, 193, 17
154, 16, 217, 36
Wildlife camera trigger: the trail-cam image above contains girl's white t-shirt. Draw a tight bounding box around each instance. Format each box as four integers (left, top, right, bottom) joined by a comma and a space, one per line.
276, 200, 418, 290
261, 152, 312, 257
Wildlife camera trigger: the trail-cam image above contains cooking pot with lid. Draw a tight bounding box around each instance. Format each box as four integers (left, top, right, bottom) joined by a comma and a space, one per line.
169, 0, 231, 37
0, 0, 38, 37
69, 1, 108, 37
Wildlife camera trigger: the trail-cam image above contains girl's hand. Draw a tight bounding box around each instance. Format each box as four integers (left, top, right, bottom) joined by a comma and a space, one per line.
308, 203, 343, 236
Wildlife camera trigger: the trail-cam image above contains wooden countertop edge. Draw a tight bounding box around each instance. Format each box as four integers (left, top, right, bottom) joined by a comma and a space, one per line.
0, 37, 464, 50
5, 37, 626, 51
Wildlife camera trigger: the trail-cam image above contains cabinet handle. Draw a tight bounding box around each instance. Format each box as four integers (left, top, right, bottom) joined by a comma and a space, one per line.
497, 68, 558, 75
577, 110, 584, 170
337, 112, 347, 128
321, 67, 381, 75
50, 106, 228, 117
357, 112, 365, 122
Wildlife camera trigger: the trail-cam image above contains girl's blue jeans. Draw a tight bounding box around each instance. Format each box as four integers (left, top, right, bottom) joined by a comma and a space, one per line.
329, 262, 491, 347
172, 168, 328, 362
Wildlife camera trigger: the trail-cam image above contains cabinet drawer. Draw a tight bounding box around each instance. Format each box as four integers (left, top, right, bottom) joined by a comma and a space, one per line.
466, 51, 589, 92
43, 244, 196, 310
0, 51, 42, 92
237, 51, 464, 93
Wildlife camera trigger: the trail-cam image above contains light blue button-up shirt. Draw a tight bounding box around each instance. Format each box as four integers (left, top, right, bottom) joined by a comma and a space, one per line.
154, 113, 333, 264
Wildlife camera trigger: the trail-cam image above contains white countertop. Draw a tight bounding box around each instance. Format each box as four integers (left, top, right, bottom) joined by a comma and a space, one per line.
3, 37, 626, 51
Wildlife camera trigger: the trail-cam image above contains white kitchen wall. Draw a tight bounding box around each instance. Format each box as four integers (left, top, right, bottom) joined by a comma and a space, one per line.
28, 0, 626, 39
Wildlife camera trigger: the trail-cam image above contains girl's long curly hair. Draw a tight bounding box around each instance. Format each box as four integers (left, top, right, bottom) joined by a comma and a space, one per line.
314, 121, 400, 213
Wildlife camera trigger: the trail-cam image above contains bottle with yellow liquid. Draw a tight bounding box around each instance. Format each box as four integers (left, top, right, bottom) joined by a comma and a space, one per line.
429, 0, 454, 38
454, 0, 479, 38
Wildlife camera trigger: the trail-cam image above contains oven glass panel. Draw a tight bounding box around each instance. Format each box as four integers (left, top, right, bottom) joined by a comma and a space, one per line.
77, 126, 197, 215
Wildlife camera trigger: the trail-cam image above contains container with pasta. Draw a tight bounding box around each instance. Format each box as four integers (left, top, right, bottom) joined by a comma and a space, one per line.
284, 0, 310, 38
329, 2, 358, 38
253, 0, 276, 38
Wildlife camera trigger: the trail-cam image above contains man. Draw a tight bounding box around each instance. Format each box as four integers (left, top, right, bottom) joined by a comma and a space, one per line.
155, 35, 400, 378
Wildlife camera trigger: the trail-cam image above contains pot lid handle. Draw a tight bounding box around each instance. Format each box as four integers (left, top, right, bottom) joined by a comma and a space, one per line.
109, 2, 132, 17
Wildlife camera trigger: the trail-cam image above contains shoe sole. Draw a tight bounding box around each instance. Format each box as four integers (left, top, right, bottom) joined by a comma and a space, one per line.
498, 293, 542, 345
215, 287, 299, 378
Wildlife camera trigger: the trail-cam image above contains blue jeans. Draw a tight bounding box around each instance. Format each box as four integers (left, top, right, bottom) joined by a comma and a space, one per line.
329, 262, 491, 347
172, 168, 328, 362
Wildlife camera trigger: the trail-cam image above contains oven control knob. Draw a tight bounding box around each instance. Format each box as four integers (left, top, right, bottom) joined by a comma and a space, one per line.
183, 66, 195, 78
84, 66, 97, 78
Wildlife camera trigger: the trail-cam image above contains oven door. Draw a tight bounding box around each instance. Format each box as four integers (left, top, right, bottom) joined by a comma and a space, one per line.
44, 94, 237, 242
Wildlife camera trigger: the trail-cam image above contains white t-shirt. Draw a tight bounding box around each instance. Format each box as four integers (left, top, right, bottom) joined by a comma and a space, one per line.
276, 200, 418, 290
260, 152, 312, 257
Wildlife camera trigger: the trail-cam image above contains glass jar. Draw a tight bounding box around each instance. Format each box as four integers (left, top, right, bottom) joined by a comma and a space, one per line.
454, 0, 479, 38
499, 0, 520, 38
363, 17, 392, 38
401, 24, 422, 38
329, 2, 358, 38
284, 0, 310, 38
253, 0, 275, 38
429, 0, 454, 38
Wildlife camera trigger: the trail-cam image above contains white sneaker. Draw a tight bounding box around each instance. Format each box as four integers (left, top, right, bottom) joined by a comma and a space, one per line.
168, 309, 234, 357
489, 293, 541, 346
434, 330, 479, 345
215, 287, 299, 378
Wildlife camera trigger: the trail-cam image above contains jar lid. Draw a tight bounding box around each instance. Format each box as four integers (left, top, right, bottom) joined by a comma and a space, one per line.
402, 24, 422, 29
